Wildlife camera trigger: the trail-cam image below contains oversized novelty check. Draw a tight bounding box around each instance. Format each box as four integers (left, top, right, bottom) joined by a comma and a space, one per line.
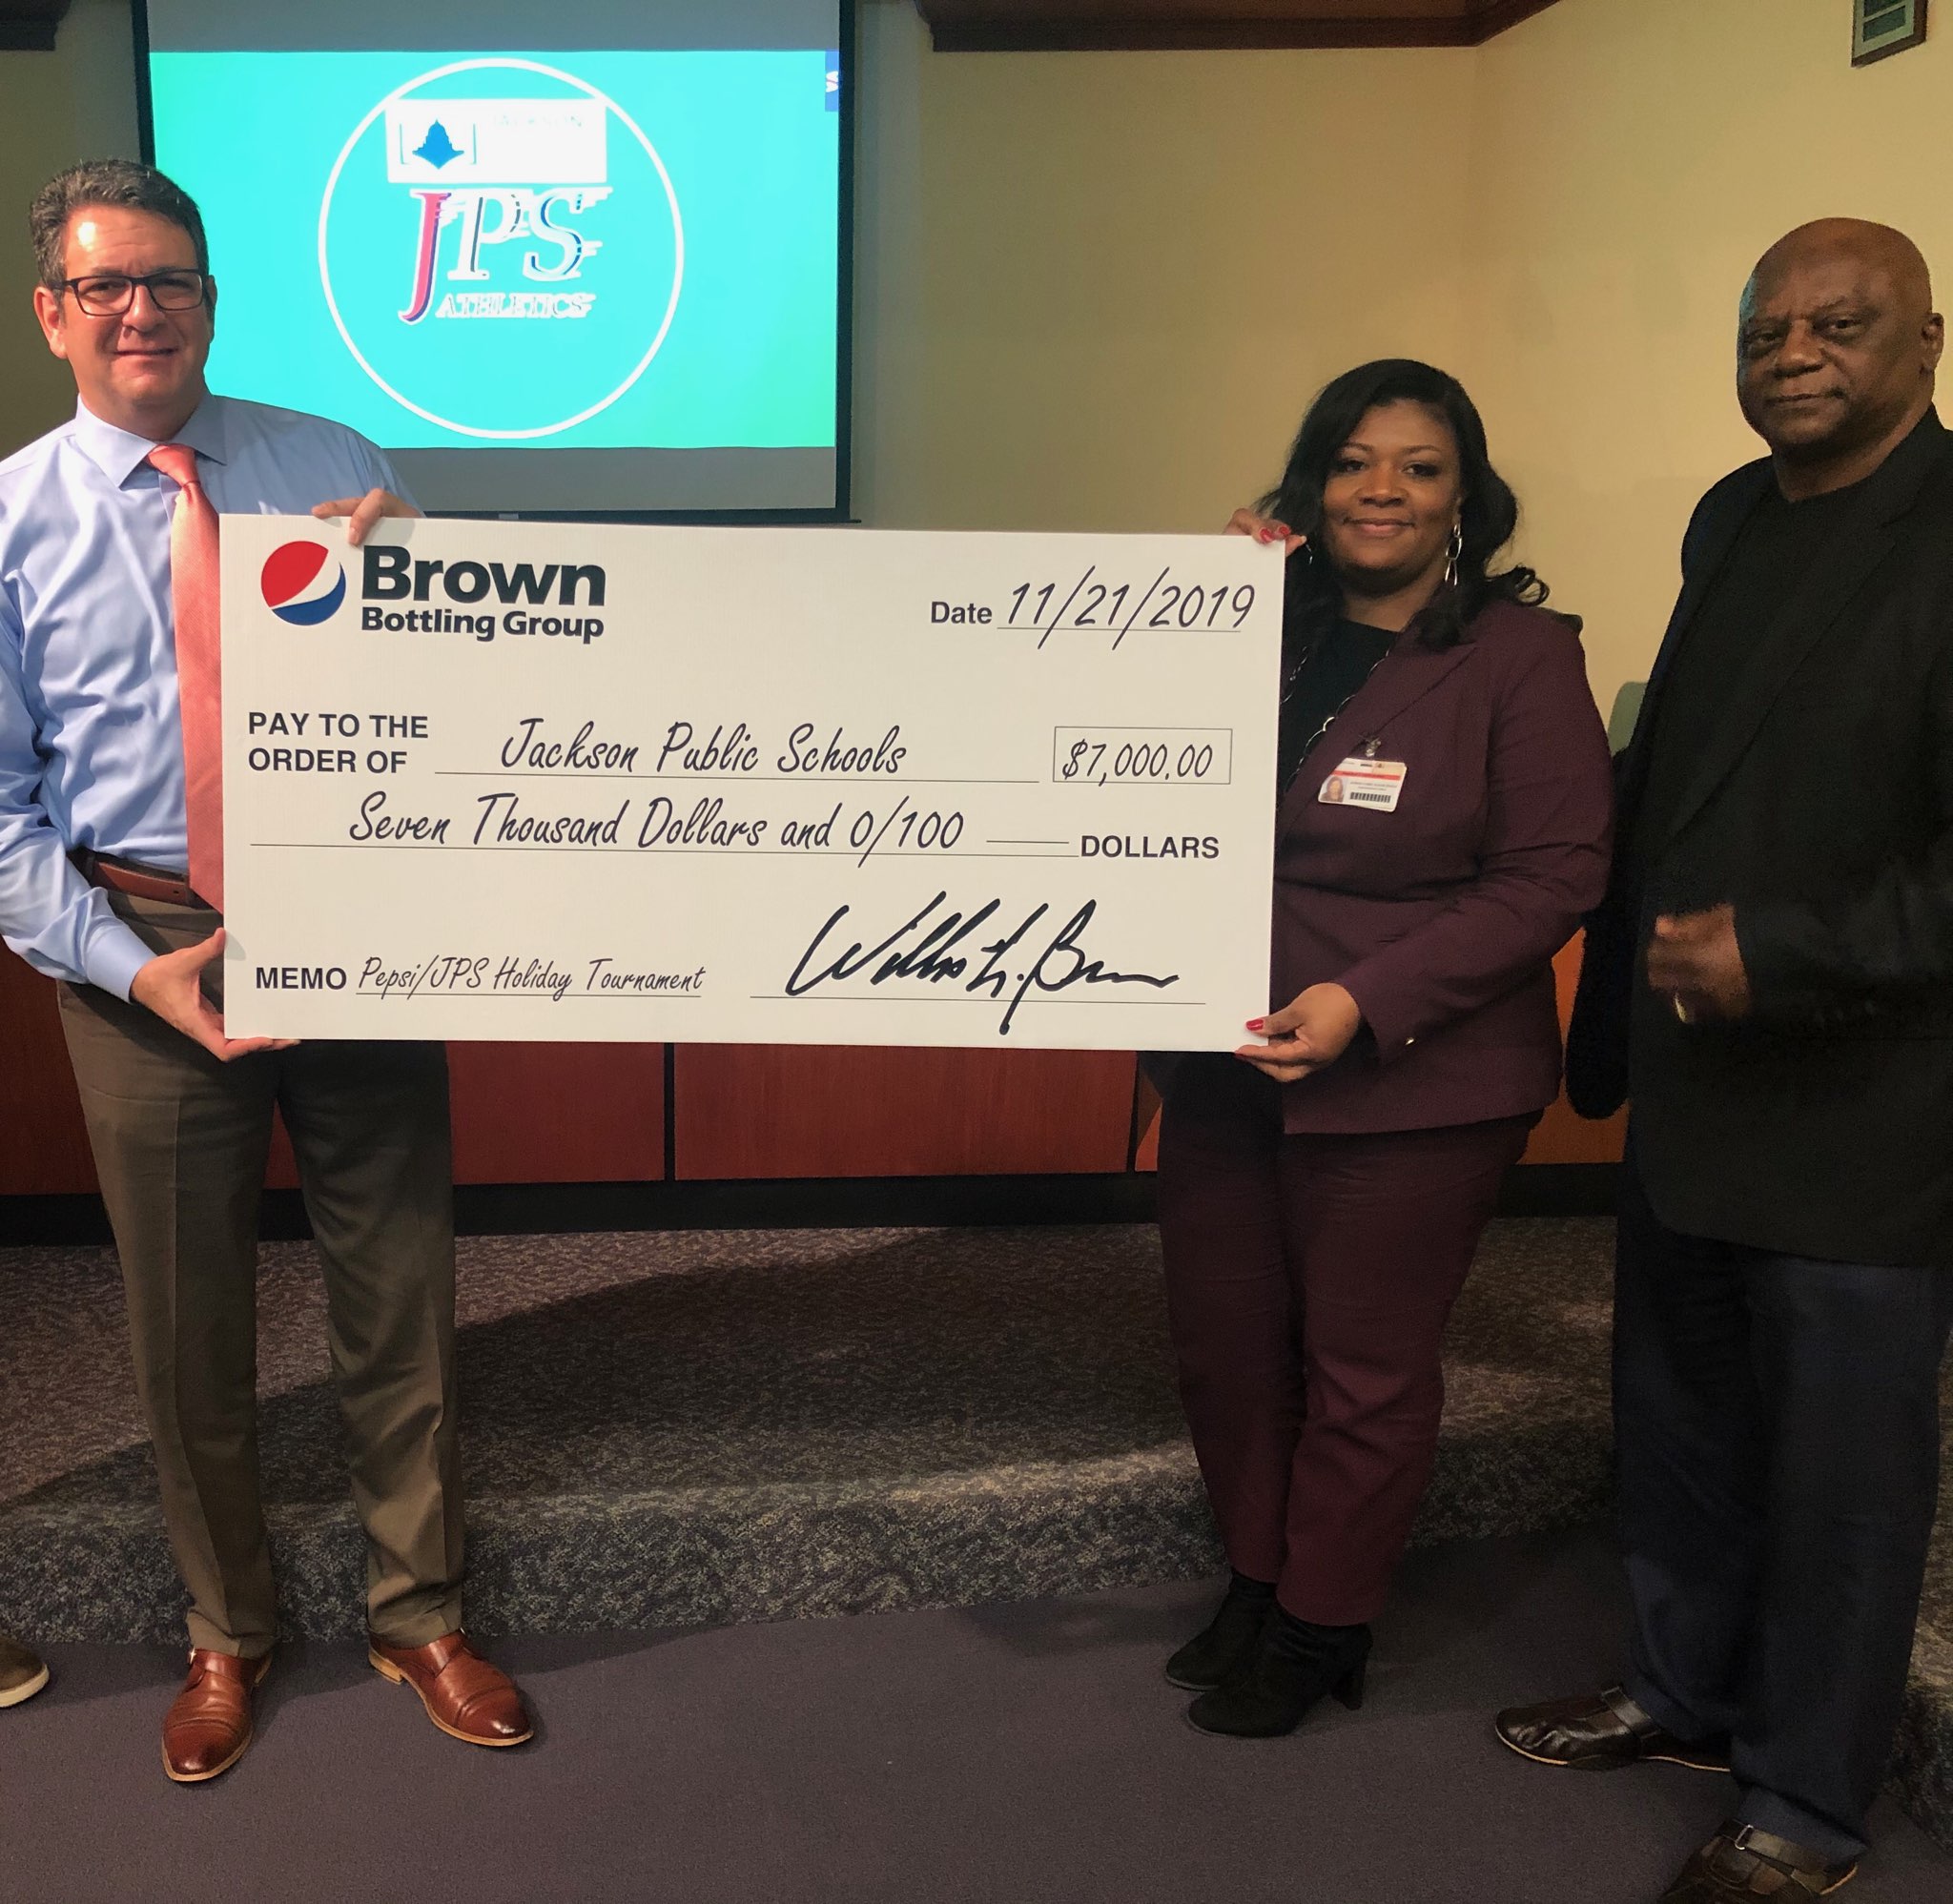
219, 519, 1282, 1048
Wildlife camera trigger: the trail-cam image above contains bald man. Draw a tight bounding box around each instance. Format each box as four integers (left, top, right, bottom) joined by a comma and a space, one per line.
1497, 219, 1953, 1900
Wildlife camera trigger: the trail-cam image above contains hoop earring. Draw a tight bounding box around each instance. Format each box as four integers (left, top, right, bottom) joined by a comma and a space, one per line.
1445, 523, 1464, 590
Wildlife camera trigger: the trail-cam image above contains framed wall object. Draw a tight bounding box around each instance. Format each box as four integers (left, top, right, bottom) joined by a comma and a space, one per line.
1854, 0, 1929, 65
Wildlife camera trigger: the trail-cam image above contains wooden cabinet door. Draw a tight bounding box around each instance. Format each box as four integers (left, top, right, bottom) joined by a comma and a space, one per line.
272, 1043, 669, 1188
0, 953, 96, 1196
675, 1046, 1138, 1179
446, 1043, 666, 1183
0, 951, 667, 1197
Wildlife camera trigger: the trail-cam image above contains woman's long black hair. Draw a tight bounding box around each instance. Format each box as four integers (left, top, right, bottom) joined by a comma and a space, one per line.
1259, 358, 1547, 652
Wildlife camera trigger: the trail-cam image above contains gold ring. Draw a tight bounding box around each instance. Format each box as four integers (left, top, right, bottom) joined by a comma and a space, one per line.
1671, 993, 1694, 1026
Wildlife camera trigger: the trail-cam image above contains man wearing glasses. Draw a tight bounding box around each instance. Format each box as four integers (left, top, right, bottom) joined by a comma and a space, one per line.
0, 160, 530, 1782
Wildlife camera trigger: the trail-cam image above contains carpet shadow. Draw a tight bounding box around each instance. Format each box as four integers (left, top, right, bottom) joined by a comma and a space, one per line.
951, 1573, 1223, 1660
19, 1228, 1191, 1511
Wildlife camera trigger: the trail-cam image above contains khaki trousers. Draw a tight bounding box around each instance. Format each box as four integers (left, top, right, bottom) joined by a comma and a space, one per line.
58, 891, 463, 1657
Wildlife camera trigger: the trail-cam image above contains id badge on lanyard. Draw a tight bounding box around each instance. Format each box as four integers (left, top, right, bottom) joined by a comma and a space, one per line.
1318, 742, 1407, 812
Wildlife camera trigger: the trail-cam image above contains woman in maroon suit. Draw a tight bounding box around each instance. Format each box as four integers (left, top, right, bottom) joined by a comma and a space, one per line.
1159, 359, 1613, 1736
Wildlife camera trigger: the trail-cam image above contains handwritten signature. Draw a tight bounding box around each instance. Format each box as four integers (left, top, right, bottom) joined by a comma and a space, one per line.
784, 891, 1179, 1035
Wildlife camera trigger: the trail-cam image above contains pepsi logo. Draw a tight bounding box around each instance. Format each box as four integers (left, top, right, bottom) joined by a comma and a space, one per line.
260, 543, 348, 625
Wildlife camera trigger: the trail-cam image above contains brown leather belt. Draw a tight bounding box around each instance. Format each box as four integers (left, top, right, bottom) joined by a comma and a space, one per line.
71, 849, 206, 909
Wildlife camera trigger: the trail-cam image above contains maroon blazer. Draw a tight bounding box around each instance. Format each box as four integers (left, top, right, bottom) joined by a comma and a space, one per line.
1270, 599, 1614, 1134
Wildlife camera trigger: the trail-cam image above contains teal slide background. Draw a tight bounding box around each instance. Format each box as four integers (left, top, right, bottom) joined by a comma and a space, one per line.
149, 51, 839, 450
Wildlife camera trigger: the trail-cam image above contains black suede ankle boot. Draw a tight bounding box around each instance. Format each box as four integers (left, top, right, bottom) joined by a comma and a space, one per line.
1163, 1571, 1276, 1690
1184, 1607, 1371, 1737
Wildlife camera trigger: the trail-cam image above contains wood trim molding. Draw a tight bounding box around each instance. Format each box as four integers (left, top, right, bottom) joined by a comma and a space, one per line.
1467, 0, 1562, 41
0, 0, 72, 53
915, 2, 1564, 52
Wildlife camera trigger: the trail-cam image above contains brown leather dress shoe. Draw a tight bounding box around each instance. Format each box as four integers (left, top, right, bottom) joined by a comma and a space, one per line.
1660, 1823, 1858, 1899
369, 1630, 532, 1748
1, 1632, 51, 1709
1495, 1684, 1731, 1773
162, 1649, 271, 1784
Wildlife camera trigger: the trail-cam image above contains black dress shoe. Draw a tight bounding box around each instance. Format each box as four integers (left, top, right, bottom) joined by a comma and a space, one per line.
1164, 1573, 1276, 1690
1185, 1614, 1370, 1738
1659, 1823, 1858, 1900
1494, 1685, 1731, 1773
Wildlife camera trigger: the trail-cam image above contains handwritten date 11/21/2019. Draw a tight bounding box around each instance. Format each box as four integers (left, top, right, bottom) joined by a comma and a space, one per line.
929, 567, 1258, 647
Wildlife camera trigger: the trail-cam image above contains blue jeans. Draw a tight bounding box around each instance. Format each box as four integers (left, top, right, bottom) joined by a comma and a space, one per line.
1614, 1146, 1953, 1863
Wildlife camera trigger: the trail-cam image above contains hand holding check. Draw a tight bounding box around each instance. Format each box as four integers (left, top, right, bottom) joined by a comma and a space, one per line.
1237, 982, 1365, 1082
311, 487, 422, 546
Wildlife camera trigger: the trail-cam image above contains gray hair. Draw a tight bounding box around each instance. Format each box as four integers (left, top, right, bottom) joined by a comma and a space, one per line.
30, 159, 209, 288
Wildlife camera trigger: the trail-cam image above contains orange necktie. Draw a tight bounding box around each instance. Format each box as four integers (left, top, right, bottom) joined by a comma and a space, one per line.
147, 442, 224, 911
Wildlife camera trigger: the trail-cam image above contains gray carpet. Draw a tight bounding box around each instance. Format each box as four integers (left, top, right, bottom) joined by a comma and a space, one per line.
2, 1218, 1949, 1846
0, 1221, 1618, 1646
4, 1529, 1951, 1904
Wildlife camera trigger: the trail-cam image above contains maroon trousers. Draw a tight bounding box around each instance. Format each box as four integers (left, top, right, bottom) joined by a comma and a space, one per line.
1156, 1055, 1532, 1626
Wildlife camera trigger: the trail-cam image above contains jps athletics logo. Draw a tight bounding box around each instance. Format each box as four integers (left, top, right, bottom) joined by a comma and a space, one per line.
260, 543, 347, 625
318, 59, 684, 440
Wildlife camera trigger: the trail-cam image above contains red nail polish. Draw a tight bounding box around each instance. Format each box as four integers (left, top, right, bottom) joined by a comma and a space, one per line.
1246, 1018, 1265, 1031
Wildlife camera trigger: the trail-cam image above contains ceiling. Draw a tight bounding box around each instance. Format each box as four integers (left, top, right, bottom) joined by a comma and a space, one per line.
0, 4, 1570, 57
912, 2, 1567, 51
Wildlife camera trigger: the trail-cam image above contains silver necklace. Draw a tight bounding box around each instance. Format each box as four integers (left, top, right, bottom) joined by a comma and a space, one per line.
1282, 631, 1385, 771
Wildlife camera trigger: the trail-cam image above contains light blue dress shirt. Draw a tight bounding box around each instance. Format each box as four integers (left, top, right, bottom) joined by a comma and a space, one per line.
0, 394, 408, 998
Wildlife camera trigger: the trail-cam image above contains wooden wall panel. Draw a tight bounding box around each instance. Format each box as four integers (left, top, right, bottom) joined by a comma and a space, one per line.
1130, 934, 1628, 1171
266, 1116, 300, 1189
7, 932, 1616, 1205
446, 1044, 666, 1184
0, 952, 95, 1196
1133, 1069, 1163, 1173
0, 949, 666, 1198
676, 1046, 1138, 1180
270, 1045, 668, 1188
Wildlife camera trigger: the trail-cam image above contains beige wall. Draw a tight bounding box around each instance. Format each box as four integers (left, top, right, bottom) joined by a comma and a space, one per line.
853, 2, 1473, 531
3, 0, 1948, 718
0, 0, 137, 456
1465, 0, 1953, 715
865, 0, 1953, 706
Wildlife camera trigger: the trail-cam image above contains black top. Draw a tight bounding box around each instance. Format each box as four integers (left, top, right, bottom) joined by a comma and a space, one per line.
1278, 616, 1396, 791
1563, 409, 1953, 1264
1629, 477, 1865, 911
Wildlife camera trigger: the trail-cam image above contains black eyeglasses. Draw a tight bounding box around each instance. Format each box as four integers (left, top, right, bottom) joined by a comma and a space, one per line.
53, 270, 212, 317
